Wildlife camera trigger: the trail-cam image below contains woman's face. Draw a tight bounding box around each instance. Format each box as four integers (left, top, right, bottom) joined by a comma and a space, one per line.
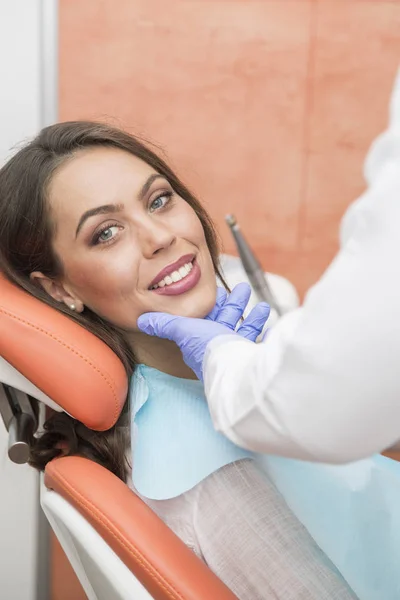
43, 147, 217, 330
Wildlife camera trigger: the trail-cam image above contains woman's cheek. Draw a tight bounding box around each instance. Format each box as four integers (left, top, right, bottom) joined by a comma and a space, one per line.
65, 254, 138, 299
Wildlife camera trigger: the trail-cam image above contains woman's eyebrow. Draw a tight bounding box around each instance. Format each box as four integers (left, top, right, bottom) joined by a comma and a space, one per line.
75, 174, 166, 237
139, 173, 166, 199
75, 203, 124, 238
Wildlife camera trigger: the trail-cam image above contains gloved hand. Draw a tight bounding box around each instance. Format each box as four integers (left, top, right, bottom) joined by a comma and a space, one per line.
137, 283, 270, 380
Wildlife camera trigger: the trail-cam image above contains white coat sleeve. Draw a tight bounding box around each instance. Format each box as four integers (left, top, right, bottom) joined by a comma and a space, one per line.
204, 68, 400, 464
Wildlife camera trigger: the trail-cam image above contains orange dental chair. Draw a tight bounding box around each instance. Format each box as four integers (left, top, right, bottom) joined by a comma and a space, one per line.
0, 273, 238, 600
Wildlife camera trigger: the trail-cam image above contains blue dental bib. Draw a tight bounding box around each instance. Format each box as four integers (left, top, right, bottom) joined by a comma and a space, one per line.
130, 364, 252, 500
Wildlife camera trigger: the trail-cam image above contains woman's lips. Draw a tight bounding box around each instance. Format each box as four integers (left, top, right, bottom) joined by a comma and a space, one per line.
148, 253, 195, 289
151, 258, 201, 296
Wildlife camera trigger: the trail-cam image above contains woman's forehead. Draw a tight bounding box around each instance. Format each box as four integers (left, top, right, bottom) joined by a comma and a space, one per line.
48, 147, 157, 219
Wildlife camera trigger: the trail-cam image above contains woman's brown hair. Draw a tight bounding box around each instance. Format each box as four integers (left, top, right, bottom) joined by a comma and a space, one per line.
0, 121, 226, 481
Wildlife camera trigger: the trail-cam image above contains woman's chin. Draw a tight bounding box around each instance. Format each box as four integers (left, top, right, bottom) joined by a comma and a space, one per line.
169, 305, 211, 319
161, 294, 216, 320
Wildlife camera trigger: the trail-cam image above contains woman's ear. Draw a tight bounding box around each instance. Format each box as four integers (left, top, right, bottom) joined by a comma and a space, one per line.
30, 271, 84, 313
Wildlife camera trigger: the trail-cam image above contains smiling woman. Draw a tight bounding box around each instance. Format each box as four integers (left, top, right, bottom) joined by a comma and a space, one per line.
30, 143, 219, 334
0, 122, 224, 375
0, 122, 358, 599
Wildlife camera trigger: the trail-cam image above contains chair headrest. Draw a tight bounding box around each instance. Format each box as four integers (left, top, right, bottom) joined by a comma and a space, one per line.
0, 274, 128, 431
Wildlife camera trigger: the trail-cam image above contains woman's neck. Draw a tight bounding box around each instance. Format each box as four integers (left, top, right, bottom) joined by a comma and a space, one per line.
126, 331, 197, 380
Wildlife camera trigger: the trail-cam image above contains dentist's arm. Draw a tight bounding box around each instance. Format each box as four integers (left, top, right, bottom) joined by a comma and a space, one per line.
203, 68, 400, 463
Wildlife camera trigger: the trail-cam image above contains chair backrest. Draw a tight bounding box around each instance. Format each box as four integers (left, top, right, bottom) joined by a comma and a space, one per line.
0, 273, 239, 599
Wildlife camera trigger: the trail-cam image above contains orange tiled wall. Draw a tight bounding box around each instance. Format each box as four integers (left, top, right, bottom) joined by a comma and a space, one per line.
59, 1, 400, 299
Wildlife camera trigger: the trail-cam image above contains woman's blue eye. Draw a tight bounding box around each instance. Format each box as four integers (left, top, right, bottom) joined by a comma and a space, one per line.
99, 228, 113, 241
95, 225, 120, 244
150, 192, 172, 212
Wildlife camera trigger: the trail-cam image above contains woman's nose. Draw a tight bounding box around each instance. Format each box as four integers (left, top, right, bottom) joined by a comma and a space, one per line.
137, 219, 176, 258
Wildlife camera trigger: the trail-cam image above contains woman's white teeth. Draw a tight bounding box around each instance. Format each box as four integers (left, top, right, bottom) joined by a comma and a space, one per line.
151, 261, 193, 289
171, 271, 180, 283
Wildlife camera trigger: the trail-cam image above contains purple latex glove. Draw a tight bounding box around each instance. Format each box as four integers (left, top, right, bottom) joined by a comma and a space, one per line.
137, 283, 270, 380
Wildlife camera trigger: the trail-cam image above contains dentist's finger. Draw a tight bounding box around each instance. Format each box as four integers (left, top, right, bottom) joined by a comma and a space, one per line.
216, 282, 252, 329
205, 287, 228, 321
237, 303, 271, 341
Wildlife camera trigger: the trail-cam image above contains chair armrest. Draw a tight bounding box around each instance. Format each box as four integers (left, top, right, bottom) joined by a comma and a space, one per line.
45, 456, 238, 600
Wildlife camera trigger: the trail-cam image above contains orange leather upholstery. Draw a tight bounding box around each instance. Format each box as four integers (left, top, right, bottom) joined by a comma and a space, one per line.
45, 456, 238, 600
0, 274, 127, 430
